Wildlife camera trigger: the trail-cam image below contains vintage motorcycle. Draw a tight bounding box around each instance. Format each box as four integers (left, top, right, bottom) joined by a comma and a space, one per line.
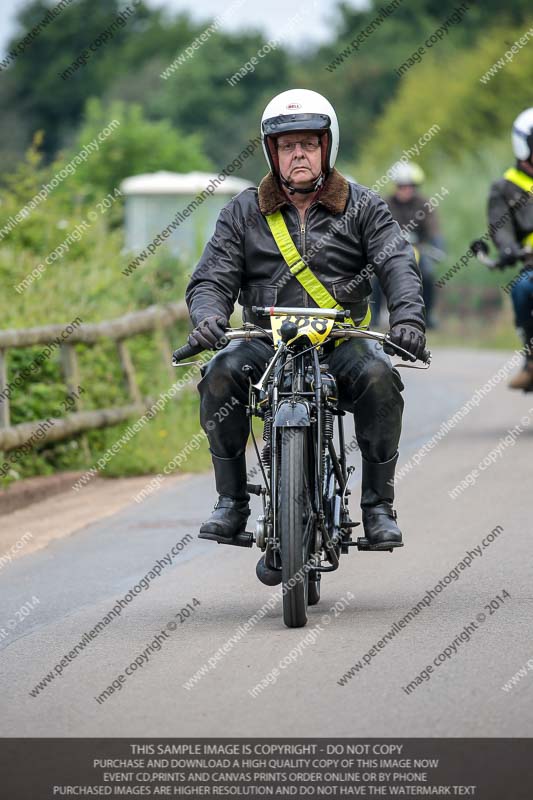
172, 307, 430, 628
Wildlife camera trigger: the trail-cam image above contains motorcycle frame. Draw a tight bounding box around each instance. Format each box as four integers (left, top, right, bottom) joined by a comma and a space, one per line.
249, 335, 351, 577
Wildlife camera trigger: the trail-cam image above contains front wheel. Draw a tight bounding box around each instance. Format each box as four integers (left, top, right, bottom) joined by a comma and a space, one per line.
278, 427, 314, 628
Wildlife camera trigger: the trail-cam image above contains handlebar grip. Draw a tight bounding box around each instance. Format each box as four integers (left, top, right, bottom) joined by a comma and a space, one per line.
172, 341, 204, 364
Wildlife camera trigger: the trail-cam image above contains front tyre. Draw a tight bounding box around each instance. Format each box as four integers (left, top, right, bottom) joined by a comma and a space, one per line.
279, 427, 314, 628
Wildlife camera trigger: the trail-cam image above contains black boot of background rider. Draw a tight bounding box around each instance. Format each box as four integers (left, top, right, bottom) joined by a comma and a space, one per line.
508, 324, 533, 390
361, 452, 403, 549
198, 452, 250, 542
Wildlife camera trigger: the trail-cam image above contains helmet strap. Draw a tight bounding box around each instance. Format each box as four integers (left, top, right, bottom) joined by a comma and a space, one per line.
279, 172, 325, 195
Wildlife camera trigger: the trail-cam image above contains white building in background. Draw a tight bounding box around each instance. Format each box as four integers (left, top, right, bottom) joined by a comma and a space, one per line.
120, 171, 252, 257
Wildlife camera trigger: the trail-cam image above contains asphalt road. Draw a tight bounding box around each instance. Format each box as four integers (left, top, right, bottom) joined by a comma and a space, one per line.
1, 347, 532, 737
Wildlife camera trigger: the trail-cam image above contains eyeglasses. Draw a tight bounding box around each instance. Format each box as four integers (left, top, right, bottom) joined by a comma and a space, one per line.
276, 139, 321, 154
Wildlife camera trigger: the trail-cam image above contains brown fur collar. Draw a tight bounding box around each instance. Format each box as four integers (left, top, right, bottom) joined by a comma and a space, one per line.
257, 168, 349, 216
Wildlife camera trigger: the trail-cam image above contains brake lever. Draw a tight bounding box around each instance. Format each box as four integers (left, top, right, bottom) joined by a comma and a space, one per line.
393, 359, 431, 370
382, 335, 431, 369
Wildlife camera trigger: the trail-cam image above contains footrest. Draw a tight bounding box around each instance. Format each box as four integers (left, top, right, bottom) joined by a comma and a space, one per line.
198, 530, 255, 547
246, 483, 263, 495
357, 536, 395, 553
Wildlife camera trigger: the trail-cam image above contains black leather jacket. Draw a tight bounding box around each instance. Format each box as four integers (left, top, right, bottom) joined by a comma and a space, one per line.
488, 166, 533, 266
386, 191, 441, 245
186, 168, 425, 331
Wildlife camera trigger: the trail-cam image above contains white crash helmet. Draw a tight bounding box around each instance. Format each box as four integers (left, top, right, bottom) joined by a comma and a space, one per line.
512, 108, 533, 161
390, 161, 425, 186
261, 88, 339, 193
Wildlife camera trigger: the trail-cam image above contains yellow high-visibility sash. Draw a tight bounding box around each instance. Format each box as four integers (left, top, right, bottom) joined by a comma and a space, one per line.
504, 167, 533, 194
265, 210, 371, 329
503, 168, 533, 247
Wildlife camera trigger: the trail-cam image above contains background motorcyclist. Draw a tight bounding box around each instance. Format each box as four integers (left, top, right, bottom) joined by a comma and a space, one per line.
372, 161, 443, 329
185, 89, 426, 551
488, 107, 533, 391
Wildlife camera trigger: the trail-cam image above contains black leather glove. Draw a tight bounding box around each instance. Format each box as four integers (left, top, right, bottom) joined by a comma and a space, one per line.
499, 244, 521, 268
188, 315, 228, 350
384, 322, 426, 362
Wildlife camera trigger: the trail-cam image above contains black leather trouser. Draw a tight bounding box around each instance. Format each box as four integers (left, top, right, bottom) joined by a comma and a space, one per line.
197, 337, 404, 463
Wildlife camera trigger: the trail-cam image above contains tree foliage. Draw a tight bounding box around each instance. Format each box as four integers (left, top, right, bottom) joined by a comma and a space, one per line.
352, 21, 533, 183
3, 0, 529, 175
68, 98, 211, 197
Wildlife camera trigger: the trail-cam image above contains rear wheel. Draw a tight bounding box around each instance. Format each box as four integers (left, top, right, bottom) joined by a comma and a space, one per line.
279, 427, 314, 628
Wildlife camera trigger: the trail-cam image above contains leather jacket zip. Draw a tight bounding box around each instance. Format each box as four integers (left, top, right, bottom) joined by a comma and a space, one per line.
299, 204, 316, 307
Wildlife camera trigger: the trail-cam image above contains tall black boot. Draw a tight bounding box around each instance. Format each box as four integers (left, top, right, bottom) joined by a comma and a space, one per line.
361, 453, 403, 550
509, 325, 533, 391
199, 452, 250, 542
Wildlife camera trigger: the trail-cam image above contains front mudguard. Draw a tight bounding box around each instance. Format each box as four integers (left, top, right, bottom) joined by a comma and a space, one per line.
273, 400, 311, 428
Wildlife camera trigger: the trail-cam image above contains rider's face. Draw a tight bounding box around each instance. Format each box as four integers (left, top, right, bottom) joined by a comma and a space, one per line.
276, 131, 322, 188
395, 184, 416, 202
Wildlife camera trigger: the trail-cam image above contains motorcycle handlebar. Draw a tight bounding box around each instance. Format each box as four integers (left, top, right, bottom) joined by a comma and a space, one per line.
470, 239, 531, 269
171, 324, 431, 366
172, 337, 431, 366
171, 341, 204, 364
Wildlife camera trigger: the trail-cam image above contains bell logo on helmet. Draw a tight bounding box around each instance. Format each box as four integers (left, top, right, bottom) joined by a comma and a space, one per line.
286, 102, 302, 110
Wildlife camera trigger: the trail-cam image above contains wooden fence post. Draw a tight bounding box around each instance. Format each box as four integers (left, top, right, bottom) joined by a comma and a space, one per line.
60, 342, 91, 459
117, 339, 142, 405
0, 349, 10, 429
156, 328, 174, 379
60, 344, 80, 406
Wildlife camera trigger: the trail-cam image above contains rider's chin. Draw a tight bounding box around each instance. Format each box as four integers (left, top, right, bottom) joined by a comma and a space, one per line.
291, 169, 314, 186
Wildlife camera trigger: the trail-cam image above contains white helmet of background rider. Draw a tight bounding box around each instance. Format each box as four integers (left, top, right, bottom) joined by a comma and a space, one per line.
511, 108, 533, 161
390, 161, 425, 187
261, 88, 339, 195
